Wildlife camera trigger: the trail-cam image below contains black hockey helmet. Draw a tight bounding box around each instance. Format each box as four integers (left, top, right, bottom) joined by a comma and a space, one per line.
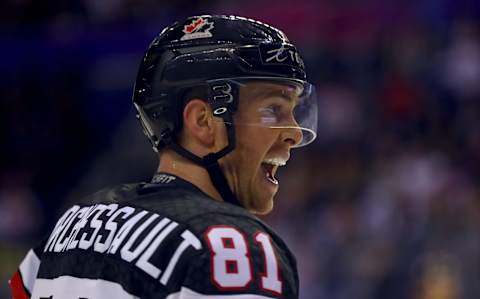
133, 15, 317, 207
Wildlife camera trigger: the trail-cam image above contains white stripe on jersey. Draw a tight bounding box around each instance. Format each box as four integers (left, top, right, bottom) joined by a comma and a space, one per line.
31, 276, 140, 299
166, 287, 277, 299
19, 249, 41, 294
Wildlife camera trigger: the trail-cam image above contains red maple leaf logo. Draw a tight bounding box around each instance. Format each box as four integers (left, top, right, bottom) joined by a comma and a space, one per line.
184, 18, 205, 34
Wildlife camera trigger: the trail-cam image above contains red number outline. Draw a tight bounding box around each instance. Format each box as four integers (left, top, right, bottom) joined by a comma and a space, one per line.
254, 231, 283, 296
204, 225, 254, 291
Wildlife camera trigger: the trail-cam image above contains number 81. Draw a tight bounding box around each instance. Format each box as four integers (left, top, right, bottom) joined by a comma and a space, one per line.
205, 226, 282, 295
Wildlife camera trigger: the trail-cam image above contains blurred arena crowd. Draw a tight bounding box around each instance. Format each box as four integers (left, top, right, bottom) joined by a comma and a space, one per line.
1, 0, 480, 298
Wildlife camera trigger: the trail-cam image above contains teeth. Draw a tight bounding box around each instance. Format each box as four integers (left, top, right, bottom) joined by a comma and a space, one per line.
263, 158, 287, 166
267, 175, 278, 185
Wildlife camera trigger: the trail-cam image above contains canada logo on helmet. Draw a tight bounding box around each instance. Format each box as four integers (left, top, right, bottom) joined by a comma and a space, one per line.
181, 17, 214, 41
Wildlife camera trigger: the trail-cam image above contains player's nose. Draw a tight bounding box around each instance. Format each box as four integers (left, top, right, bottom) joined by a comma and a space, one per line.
279, 113, 303, 147
281, 126, 303, 147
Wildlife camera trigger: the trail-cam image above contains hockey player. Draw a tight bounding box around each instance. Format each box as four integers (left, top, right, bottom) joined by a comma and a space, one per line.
10, 15, 318, 298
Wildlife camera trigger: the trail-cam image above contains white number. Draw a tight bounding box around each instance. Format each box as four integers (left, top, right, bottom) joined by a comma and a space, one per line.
205, 226, 252, 289
205, 226, 283, 294
255, 232, 282, 294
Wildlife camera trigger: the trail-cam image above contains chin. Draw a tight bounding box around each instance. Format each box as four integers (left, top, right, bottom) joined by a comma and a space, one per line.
248, 198, 274, 215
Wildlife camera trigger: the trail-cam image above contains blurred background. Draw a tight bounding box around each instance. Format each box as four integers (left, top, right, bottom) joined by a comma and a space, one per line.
1, 0, 480, 298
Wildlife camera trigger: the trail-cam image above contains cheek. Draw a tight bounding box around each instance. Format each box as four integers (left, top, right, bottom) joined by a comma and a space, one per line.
237, 125, 277, 147
235, 131, 269, 168
233, 127, 278, 182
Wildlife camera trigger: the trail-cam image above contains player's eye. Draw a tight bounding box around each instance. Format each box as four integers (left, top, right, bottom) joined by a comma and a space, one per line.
259, 105, 282, 124
260, 105, 278, 115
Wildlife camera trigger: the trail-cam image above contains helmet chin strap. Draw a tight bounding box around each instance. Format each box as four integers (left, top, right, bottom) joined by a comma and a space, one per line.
165, 80, 241, 207
168, 120, 241, 207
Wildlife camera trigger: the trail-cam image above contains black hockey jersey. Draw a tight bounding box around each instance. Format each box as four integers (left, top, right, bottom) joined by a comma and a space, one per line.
10, 173, 299, 298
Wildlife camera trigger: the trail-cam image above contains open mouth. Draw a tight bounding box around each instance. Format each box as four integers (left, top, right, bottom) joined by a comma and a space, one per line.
262, 162, 278, 185
261, 157, 287, 185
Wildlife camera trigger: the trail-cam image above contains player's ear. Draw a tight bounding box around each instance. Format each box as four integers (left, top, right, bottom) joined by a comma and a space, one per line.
182, 99, 215, 146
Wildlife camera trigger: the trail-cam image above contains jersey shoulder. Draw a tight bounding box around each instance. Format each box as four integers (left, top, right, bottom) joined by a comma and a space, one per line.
98, 178, 299, 298
29, 176, 298, 298
110, 180, 299, 298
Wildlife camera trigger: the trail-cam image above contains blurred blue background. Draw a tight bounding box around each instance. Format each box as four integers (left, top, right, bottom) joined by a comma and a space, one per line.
1, 0, 480, 298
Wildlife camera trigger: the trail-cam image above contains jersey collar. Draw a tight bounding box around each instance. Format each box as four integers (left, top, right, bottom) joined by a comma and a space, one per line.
137, 172, 206, 196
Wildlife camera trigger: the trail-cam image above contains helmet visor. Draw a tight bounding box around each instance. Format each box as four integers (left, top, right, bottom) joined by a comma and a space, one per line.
208, 77, 318, 147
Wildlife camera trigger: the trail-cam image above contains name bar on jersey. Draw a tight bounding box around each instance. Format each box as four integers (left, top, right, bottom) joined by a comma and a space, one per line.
43, 204, 202, 286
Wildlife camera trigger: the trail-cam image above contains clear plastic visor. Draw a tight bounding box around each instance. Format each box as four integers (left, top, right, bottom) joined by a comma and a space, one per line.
209, 77, 318, 147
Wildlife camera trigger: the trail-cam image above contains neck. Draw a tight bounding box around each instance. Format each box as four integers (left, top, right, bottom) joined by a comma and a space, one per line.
157, 149, 223, 202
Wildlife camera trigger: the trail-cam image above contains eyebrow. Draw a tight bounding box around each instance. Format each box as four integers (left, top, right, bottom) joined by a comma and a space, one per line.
253, 89, 299, 105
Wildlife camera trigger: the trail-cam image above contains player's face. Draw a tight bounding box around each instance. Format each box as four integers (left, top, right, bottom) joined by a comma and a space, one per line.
219, 82, 303, 214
